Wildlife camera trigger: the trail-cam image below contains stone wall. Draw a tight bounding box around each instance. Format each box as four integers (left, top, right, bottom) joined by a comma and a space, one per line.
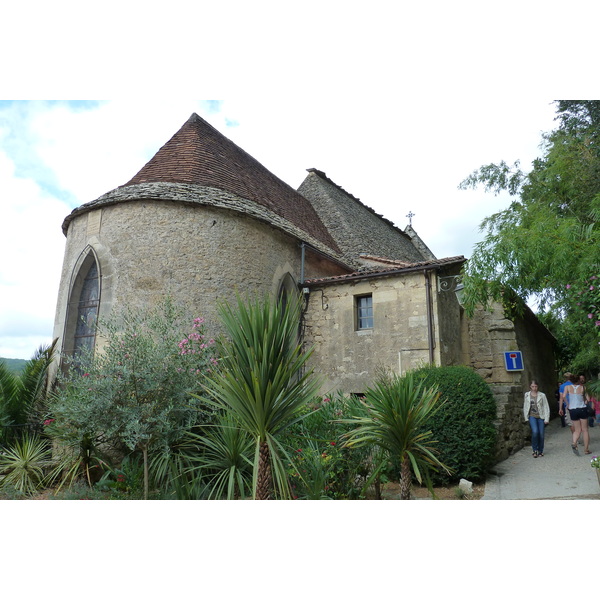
466, 302, 557, 461
303, 270, 465, 395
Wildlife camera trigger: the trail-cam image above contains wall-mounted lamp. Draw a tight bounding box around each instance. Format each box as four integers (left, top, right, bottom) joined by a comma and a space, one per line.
438, 275, 465, 306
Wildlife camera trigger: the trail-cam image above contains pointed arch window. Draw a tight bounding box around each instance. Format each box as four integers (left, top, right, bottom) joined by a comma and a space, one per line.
63, 249, 101, 365
73, 260, 100, 357
277, 273, 298, 315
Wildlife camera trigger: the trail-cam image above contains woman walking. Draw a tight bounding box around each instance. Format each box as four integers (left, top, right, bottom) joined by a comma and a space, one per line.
523, 380, 550, 458
559, 373, 591, 455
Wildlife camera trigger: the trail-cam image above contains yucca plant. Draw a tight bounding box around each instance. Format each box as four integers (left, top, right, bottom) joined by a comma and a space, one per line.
339, 371, 451, 499
178, 412, 254, 499
45, 428, 111, 492
0, 434, 53, 496
199, 294, 320, 499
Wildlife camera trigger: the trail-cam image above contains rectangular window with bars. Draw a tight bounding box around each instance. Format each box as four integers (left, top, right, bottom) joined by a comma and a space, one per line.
356, 294, 373, 330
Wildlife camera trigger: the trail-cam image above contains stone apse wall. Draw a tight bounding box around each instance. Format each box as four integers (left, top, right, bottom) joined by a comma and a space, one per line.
53, 199, 345, 362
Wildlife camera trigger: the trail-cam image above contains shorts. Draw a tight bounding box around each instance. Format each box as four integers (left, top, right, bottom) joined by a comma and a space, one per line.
563, 405, 572, 426
568, 407, 588, 421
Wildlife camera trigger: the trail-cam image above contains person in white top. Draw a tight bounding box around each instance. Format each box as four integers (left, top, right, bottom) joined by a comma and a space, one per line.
559, 373, 591, 455
523, 380, 550, 458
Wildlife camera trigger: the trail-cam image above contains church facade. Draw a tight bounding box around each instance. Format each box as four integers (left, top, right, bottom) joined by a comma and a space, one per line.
52, 113, 556, 461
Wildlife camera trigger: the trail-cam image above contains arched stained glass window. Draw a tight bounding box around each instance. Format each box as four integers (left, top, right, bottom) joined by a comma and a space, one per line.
73, 260, 99, 357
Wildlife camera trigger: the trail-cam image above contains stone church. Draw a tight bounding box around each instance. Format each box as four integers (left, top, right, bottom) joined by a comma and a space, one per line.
52, 113, 556, 460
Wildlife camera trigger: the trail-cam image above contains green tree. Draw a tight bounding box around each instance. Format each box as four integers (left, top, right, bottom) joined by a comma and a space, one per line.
200, 294, 320, 500
458, 100, 600, 370
338, 371, 451, 500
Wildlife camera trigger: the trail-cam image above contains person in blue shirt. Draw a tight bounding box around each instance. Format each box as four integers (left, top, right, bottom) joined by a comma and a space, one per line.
559, 372, 572, 430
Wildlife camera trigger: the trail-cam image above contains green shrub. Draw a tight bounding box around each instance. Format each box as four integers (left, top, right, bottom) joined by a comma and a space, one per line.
413, 365, 497, 485
283, 394, 379, 499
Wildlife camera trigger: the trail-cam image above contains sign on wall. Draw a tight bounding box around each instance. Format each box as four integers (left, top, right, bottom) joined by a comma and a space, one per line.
504, 351, 524, 371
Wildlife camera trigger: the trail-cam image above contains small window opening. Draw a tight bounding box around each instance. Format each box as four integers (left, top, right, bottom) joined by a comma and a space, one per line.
356, 294, 373, 330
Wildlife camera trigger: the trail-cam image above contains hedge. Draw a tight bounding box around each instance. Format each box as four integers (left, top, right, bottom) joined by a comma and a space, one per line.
413, 365, 497, 485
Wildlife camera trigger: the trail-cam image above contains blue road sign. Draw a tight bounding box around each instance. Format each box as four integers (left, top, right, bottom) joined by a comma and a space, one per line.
504, 351, 524, 371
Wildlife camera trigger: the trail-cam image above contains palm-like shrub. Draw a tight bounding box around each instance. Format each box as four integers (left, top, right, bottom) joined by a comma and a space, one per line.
0, 434, 53, 496
201, 294, 320, 499
339, 371, 451, 499
177, 412, 254, 499
0, 341, 57, 446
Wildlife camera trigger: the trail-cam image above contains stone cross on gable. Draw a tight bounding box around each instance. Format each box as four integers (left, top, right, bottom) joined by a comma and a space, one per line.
406, 211, 415, 226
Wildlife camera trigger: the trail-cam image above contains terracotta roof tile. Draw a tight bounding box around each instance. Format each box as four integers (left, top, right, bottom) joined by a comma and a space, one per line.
122, 113, 339, 252
304, 256, 465, 285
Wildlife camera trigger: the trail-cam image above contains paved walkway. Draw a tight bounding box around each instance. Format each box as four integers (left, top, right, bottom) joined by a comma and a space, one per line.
483, 417, 600, 500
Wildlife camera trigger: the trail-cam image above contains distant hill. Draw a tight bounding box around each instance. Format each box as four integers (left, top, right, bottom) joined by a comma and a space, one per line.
0, 357, 28, 375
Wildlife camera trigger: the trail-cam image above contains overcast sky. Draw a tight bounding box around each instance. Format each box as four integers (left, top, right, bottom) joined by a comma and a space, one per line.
0, 98, 559, 359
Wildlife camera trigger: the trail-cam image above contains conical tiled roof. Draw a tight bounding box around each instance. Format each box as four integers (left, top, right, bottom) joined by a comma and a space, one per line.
120, 113, 339, 252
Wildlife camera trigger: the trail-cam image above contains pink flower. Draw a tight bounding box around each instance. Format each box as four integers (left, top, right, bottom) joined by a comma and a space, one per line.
596, 321, 600, 327
588, 313, 594, 319
566, 284, 571, 289
83, 373, 90, 377
590, 286, 595, 291
43, 419, 55, 426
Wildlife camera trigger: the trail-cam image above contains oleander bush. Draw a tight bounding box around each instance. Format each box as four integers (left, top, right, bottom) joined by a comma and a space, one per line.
48, 298, 218, 499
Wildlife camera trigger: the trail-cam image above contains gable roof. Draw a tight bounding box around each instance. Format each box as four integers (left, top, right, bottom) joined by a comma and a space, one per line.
62, 114, 341, 254
297, 168, 432, 264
